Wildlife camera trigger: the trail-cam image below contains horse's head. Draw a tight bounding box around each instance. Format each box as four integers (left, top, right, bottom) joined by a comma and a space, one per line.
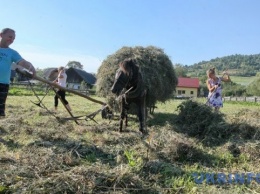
111, 58, 138, 96
111, 68, 129, 95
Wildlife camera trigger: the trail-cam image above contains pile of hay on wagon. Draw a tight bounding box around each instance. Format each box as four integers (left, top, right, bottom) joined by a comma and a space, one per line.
96, 46, 178, 114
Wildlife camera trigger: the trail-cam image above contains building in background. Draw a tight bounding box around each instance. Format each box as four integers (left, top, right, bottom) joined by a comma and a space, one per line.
66, 68, 96, 89
43, 67, 96, 90
176, 77, 200, 98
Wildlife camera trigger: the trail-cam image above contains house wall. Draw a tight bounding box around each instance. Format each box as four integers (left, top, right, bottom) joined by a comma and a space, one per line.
176, 87, 198, 97
67, 83, 81, 89
67, 83, 90, 90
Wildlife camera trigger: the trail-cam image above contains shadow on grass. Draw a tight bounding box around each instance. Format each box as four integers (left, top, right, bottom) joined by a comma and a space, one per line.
0, 127, 23, 150
147, 112, 177, 127
28, 138, 117, 167
0, 138, 22, 150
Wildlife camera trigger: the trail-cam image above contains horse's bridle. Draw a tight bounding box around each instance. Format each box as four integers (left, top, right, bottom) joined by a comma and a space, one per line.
116, 67, 133, 90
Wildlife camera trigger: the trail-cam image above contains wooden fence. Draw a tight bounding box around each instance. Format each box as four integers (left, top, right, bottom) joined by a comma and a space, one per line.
223, 96, 260, 103
10, 83, 95, 95
9, 83, 260, 102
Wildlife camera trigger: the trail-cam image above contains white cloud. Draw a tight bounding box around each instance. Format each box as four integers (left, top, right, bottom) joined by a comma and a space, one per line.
13, 44, 102, 73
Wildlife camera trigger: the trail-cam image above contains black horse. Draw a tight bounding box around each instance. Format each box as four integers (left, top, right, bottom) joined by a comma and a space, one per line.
111, 59, 147, 134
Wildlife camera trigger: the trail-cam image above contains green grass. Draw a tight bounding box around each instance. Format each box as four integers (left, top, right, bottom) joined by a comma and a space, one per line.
0, 95, 260, 193
230, 76, 257, 86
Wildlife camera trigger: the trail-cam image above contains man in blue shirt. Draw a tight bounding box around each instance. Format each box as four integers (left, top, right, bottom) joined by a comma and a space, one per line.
0, 28, 36, 118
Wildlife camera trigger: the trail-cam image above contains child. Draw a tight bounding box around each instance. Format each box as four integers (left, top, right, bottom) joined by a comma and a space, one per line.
54, 66, 71, 111
206, 68, 231, 111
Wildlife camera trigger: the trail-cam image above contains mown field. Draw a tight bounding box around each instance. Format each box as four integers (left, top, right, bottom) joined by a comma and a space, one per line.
229, 76, 257, 86
0, 94, 260, 194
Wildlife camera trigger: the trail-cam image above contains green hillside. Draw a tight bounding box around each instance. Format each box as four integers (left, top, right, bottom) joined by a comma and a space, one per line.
231, 76, 257, 86
186, 54, 260, 77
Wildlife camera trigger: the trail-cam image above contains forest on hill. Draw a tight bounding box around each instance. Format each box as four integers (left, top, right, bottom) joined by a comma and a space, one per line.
174, 54, 260, 96
185, 54, 260, 77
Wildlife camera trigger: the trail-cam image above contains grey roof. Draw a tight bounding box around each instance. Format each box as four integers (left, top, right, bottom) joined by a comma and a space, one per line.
66, 68, 96, 85
43, 68, 58, 81
42, 67, 96, 85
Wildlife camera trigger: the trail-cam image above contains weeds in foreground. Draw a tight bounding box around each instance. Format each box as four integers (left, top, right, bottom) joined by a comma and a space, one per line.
0, 96, 259, 193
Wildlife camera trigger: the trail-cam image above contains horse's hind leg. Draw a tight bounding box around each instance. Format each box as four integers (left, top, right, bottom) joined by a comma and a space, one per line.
119, 119, 123, 132
137, 106, 144, 133
125, 111, 128, 127
137, 93, 147, 134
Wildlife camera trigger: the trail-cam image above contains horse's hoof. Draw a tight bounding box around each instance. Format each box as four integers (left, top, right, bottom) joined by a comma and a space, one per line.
139, 128, 145, 133
140, 128, 148, 135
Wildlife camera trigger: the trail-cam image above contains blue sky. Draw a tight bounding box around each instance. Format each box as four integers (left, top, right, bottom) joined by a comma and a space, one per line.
2, 0, 260, 73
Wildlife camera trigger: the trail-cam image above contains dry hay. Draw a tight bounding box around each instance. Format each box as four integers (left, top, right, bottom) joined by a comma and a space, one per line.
96, 46, 178, 112
175, 100, 260, 147
227, 143, 241, 157
147, 127, 215, 165
0, 138, 165, 193
238, 142, 260, 160
231, 108, 260, 128
0, 114, 163, 193
1, 96, 259, 193
175, 100, 226, 137
228, 108, 260, 140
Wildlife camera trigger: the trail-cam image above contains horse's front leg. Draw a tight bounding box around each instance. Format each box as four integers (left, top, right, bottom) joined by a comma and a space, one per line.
119, 101, 127, 132
119, 109, 125, 132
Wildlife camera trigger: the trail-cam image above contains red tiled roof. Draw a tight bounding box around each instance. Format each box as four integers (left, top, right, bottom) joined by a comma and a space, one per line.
177, 77, 199, 88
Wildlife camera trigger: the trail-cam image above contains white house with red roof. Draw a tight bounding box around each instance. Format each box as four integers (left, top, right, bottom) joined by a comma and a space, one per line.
176, 77, 200, 98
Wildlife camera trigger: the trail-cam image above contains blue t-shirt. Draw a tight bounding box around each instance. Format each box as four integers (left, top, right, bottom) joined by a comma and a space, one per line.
0, 48, 23, 84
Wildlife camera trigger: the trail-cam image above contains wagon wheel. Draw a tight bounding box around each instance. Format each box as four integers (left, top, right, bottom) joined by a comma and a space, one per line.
101, 106, 114, 120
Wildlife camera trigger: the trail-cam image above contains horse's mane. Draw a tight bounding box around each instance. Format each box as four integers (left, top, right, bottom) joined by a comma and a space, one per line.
120, 59, 139, 82
120, 59, 144, 98
120, 59, 135, 73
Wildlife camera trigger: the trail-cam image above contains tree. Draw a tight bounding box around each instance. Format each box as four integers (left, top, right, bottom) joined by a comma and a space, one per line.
174, 64, 188, 77
222, 83, 246, 97
187, 54, 260, 77
67, 61, 83, 69
36, 68, 44, 77
246, 77, 260, 96
96, 46, 178, 108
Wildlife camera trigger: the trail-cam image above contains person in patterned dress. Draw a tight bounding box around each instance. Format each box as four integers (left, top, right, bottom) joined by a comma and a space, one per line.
206, 68, 231, 111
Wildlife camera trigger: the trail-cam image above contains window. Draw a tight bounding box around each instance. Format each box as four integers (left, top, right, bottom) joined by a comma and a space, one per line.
190, 91, 194, 95
177, 90, 186, 96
